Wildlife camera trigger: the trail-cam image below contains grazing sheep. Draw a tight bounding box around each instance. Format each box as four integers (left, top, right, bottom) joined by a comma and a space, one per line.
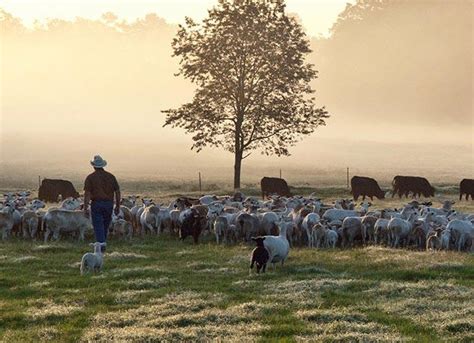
426, 232, 441, 251
235, 212, 261, 242
341, 217, 364, 248
440, 229, 452, 250
302, 213, 320, 247
388, 212, 418, 248
110, 219, 132, 240
311, 223, 327, 248
361, 215, 377, 242
447, 220, 474, 251
214, 216, 228, 244
261, 221, 290, 270
140, 205, 162, 236
80, 242, 106, 275
226, 224, 238, 245
21, 210, 39, 240
374, 217, 390, 245
322, 209, 358, 222
325, 228, 338, 248
43, 209, 92, 242
0, 206, 15, 240
250, 237, 270, 274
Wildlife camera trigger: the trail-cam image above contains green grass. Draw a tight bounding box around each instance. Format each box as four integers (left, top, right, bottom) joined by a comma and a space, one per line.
0, 236, 472, 342
0, 184, 473, 341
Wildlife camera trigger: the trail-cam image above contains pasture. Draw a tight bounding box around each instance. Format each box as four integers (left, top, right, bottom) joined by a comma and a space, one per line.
0, 183, 473, 342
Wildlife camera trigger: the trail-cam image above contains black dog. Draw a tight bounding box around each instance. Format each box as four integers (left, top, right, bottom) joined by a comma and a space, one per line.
250, 237, 269, 274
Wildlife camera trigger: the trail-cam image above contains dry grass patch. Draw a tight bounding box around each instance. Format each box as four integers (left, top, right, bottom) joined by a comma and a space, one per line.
26, 299, 83, 320
107, 251, 149, 259
82, 292, 269, 341
296, 308, 404, 342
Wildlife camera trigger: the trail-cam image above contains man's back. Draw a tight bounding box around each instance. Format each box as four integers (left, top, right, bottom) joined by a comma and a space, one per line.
84, 169, 119, 201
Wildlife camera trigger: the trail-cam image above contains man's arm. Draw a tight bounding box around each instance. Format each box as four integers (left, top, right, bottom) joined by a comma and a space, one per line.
84, 190, 91, 217
114, 190, 121, 215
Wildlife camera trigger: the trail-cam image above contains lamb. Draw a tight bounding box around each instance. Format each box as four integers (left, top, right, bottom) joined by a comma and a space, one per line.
0, 206, 15, 240
440, 229, 451, 250
21, 210, 39, 240
260, 211, 280, 236
311, 223, 327, 248
302, 213, 320, 247
447, 219, 474, 251
250, 237, 270, 274
426, 231, 441, 251
110, 219, 133, 240
388, 212, 418, 248
325, 228, 338, 248
213, 216, 228, 244
139, 205, 162, 236
374, 218, 390, 245
341, 217, 364, 247
80, 242, 106, 275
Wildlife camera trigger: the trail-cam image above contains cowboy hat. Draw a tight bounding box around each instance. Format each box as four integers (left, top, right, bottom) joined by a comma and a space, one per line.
90, 155, 107, 168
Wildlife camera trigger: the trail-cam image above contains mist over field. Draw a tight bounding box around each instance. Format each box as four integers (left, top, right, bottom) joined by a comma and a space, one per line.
1, 0, 472, 188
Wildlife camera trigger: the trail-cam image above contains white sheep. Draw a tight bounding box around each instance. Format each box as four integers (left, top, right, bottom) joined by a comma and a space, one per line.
325, 228, 338, 248
302, 213, 320, 247
261, 221, 290, 270
80, 242, 106, 275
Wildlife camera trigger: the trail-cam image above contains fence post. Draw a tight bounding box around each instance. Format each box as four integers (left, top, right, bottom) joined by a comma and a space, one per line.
38, 176, 41, 190
279, 169, 282, 179
198, 172, 202, 192
346, 167, 350, 189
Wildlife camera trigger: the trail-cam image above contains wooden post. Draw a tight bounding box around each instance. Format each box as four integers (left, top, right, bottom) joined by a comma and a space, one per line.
198, 172, 202, 192
346, 167, 350, 189
38, 176, 41, 190
279, 169, 282, 179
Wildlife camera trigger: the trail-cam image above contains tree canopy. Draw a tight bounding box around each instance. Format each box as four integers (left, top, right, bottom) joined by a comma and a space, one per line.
163, 0, 328, 189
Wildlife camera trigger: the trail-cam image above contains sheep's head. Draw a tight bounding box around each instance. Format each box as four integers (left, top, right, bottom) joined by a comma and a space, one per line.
251, 236, 265, 247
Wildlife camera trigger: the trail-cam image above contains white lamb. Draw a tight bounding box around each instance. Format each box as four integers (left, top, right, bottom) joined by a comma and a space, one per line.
325, 228, 338, 248
80, 242, 106, 275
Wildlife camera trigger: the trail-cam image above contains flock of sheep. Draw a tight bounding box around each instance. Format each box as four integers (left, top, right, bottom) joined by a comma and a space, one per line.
0, 191, 473, 273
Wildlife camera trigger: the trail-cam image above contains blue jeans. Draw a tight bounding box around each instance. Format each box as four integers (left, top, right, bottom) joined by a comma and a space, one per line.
91, 200, 113, 243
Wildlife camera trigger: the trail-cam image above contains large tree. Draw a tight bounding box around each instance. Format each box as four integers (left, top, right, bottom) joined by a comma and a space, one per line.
163, 0, 328, 190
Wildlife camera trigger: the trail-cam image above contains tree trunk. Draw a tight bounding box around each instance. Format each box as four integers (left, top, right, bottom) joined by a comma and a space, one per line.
233, 149, 243, 191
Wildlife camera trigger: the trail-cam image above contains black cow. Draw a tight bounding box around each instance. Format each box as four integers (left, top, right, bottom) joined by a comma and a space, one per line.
260, 177, 291, 199
38, 179, 79, 202
391, 176, 435, 198
350, 176, 385, 201
460, 179, 474, 201
179, 208, 207, 244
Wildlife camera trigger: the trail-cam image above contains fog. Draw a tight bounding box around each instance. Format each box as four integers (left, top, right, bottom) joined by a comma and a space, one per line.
1, 0, 472, 186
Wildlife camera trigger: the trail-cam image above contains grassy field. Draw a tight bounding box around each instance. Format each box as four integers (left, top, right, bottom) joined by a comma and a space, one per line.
1, 237, 473, 342
0, 184, 473, 342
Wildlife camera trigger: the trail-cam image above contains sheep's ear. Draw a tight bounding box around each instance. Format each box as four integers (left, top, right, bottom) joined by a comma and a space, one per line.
251, 237, 257, 242
89, 243, 95, 247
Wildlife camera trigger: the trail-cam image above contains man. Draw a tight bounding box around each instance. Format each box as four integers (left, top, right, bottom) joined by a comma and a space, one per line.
83, 155, 121, 250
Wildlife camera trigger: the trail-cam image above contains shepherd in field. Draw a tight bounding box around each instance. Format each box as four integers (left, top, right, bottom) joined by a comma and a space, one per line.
83, 155, 121, 251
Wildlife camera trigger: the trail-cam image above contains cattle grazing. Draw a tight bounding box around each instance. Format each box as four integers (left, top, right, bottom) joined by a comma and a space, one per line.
459, 179, 474, 201
179, 207, 208, 244
250, 237, 270, 274
38, 179, 79, 202
260, 177, 291, 199
391, 176, 435, 198
351, 176, 385, 201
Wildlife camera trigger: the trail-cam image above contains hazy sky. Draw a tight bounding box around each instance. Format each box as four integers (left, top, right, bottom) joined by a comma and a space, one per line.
0, 0, 352, 37
0, 0, 472, 184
